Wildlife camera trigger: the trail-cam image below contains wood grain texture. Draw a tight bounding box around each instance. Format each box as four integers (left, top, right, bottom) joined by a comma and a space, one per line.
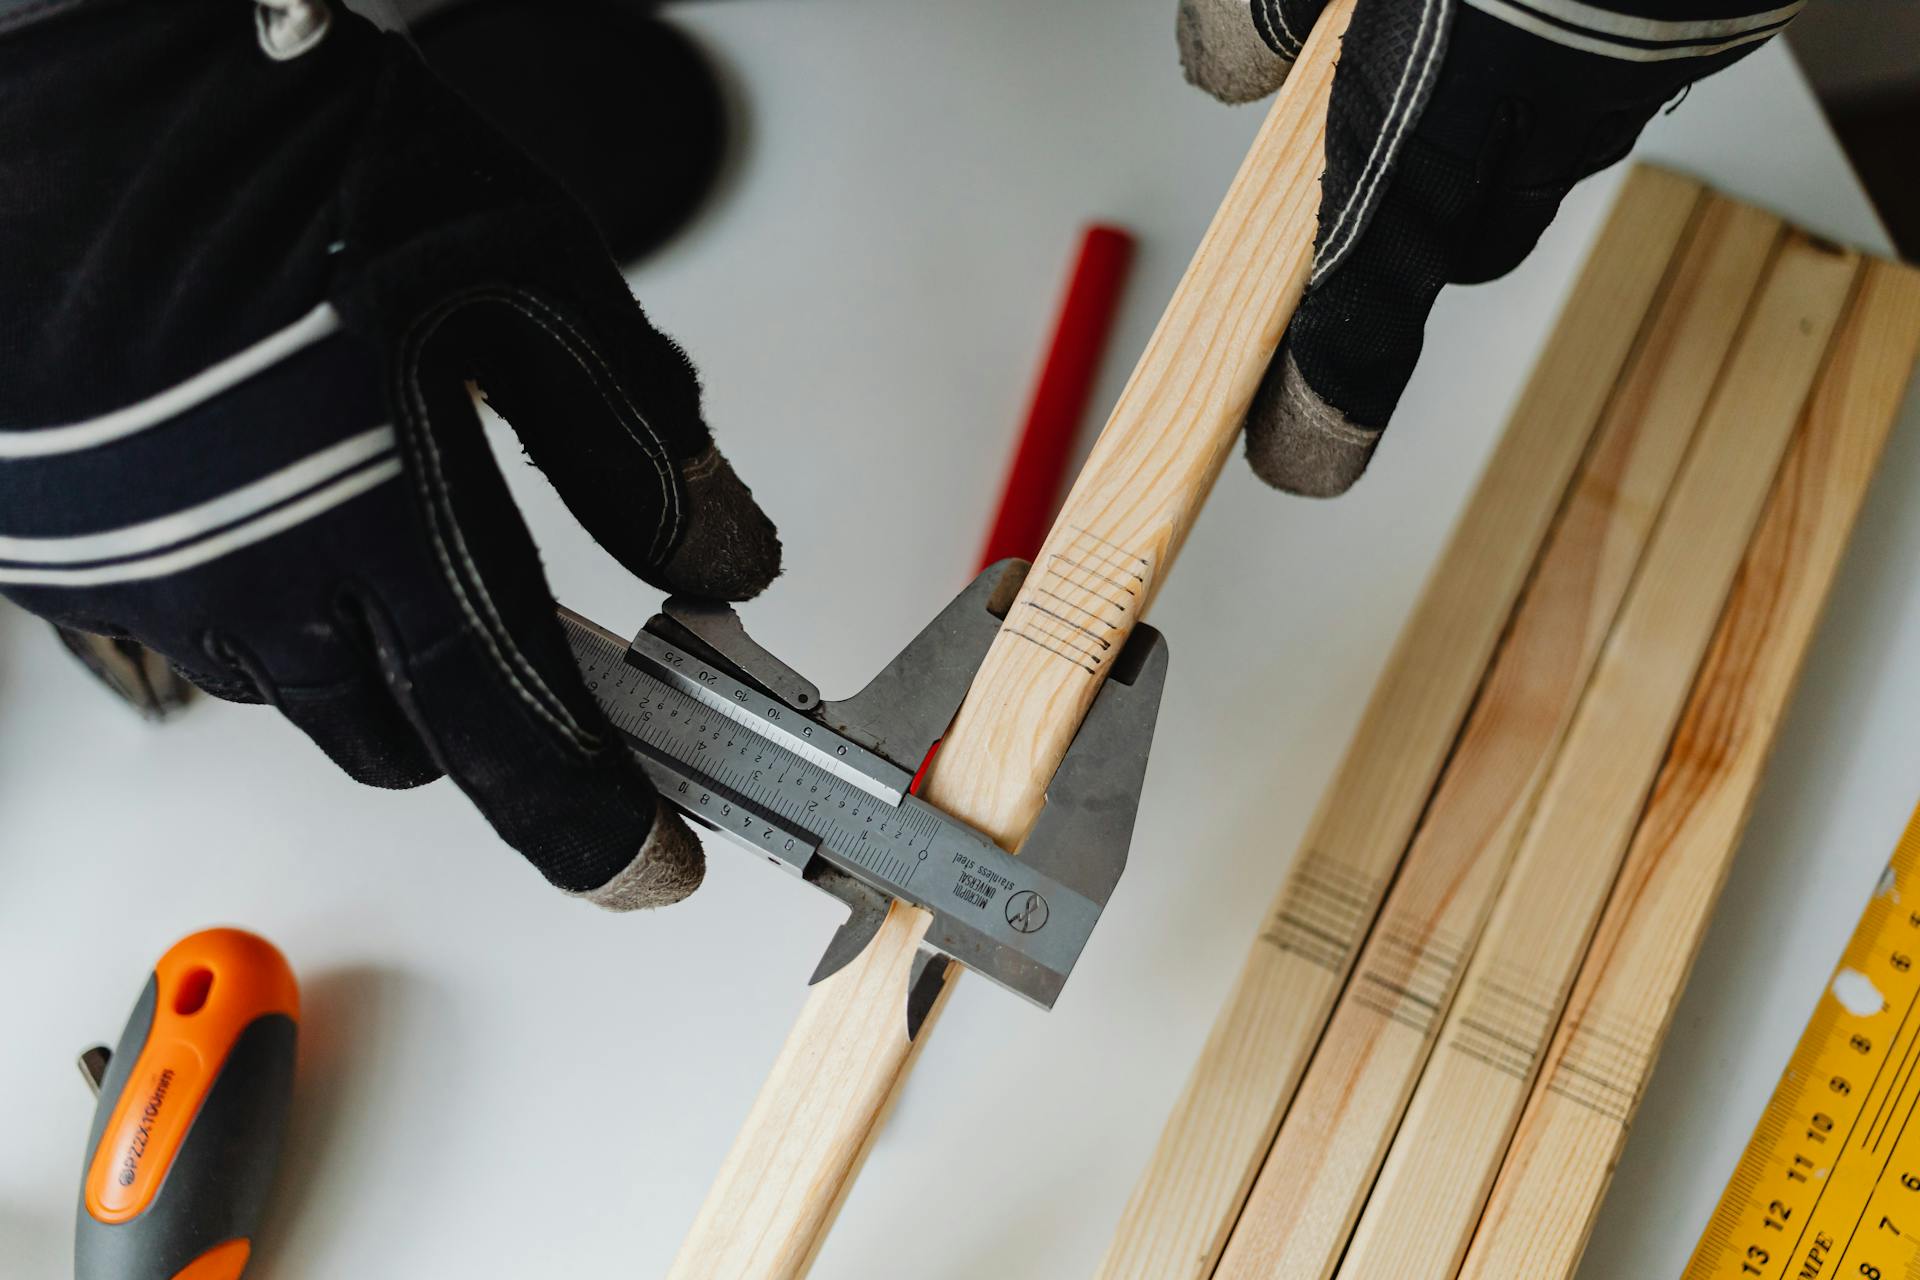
1330, 233, 1863, 1280
1457, 258, 1920, 1280
1095, 166, 1706, 1280
1209, 195, 1784, 1280
665, 5, 1358, 1276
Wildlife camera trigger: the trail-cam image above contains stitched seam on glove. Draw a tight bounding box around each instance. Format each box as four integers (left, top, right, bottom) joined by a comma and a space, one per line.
1260, 0, 1306, 59
1314, 0, 1452, 286
479, 289, 683, 561
399, 300, 602, 755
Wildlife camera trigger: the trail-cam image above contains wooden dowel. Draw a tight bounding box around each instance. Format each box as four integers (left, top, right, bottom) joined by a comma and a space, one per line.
1330, 233, 1862, 1280
1457, 258, 1920, 1280
1096, 166, 1705, 1280
1209, 194, 1783, 1280
666, 5, 1356, 1275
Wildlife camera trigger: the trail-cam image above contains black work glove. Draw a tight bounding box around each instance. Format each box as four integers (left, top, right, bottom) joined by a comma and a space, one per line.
0, 0, 782, 908
1176, 0, 1799, 495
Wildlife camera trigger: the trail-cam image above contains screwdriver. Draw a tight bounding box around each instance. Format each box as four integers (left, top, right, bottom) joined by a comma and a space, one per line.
76, 928, 298, 1280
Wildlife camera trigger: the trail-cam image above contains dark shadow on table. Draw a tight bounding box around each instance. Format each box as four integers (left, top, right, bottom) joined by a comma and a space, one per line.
245, 963, 442, 1279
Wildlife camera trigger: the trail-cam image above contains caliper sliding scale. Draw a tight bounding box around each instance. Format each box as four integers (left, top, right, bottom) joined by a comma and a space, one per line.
558, 559, 1167, 1019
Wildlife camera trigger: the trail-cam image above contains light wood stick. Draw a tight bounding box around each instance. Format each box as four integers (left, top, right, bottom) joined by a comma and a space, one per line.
1457, 258, 1920, 1280
1209, 195, 1783, 1280
1328, 233, 1862, 1280
666, 5, 1358, 1275
1097, 166, 1705, 1280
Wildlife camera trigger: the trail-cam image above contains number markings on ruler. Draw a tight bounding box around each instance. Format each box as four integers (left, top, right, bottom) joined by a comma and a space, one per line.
562, 613, 928, 884
558, 609, 1106, 986
1688, 803, 1920, 1280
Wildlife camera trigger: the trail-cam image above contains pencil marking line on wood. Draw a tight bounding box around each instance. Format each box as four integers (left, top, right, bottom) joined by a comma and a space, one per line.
1046, 554, 1140, 596
1335, 231, 1865, 1280
1020, 602, 1114, 647
671, 8, 1353, 1272
1454, 1017, 1549, 1067
1451, 1042, 1538, 1084
1463, 262, 1920, 1280
1004, 628, 1100, 674
1099, 163, 1707, 1280
1553, 1059, 1638, 1104
1068, 524, 1153, 567
1019, 609, 1111, 655
1541, 1080, 1631, 1125
1260, 853, 1383, 972
1033, 586, 1124, 624
1062, 535, 1151, 581
1270, 913, 1351, 956
1353, 998, 1441, 1036
1359, 972, 1443, 1011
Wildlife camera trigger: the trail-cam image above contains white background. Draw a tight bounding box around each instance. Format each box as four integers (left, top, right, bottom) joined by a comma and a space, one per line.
4, 3, 1916, 1277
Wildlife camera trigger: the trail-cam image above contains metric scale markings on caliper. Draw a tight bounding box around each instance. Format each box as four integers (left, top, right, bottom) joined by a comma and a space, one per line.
559, 559, 1168, 1017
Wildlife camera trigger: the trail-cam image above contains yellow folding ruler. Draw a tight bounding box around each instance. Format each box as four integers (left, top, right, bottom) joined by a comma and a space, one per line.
1689, 799, 1920, 1279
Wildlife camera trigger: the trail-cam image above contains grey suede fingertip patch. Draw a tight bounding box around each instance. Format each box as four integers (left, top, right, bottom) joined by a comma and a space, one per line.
656, 445, 783, 601
1243, 349, 1383, 498
572, 799, 706, 911
1177, 0, 1293, 104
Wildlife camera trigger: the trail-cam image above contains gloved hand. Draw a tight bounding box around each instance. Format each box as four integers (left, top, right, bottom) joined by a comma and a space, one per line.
0, 0, 781, 908
1176, 0, 1799, 495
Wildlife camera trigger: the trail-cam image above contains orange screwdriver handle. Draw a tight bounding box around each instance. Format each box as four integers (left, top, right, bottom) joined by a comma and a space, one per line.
77, 928, 298, 1280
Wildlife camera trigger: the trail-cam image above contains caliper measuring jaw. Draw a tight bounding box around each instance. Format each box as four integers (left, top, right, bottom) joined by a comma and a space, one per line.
560, 560, 1168, 1022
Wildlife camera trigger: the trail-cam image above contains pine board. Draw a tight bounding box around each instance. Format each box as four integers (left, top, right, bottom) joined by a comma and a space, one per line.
1210, 194, 1784, 1280
1329, 233, 1863, 1280
1457, 257, 1920, 1280
1096, 165, 1707, 1280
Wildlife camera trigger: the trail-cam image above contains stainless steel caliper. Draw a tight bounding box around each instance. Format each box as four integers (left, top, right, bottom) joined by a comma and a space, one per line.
559, 560, 1166, 1017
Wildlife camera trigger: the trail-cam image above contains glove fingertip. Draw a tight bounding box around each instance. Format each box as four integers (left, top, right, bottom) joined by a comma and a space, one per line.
572, 798, 706, 911
1244, 348, 1383, 497
1178, 0, 1293, 104
654, 446, 783, 601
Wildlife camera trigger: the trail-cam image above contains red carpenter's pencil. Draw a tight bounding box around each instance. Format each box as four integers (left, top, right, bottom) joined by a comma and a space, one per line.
912, 223, 1136, 796
976, 223, 1136, 570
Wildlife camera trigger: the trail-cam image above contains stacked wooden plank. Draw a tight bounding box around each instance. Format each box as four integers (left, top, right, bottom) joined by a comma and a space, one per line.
1458, 254, 1920, 1280
1105, 171, 1920, 1280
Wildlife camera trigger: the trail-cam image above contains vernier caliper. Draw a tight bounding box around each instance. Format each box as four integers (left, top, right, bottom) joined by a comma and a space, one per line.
559, 559, 1166, 1015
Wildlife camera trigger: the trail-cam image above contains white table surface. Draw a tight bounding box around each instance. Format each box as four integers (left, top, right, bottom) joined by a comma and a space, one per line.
4, 4, 1915, 1277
